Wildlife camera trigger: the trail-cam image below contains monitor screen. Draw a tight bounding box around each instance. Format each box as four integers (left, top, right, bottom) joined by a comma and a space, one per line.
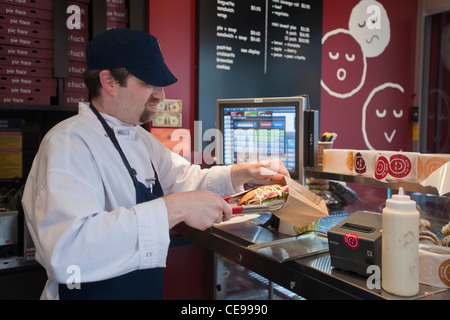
216, 96, 307, 181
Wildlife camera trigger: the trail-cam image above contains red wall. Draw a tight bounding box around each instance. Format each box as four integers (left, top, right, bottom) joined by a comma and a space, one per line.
149, 0, 196, 132
321, 0, 418, 152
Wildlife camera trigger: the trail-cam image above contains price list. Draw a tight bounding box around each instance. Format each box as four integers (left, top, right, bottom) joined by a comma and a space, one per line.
198, 0, 322, 138
213, 0, 315, 73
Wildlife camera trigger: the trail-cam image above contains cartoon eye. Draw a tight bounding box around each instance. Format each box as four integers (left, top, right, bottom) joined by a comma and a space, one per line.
376, 109, 386, 118
345, 53, 355, 62
329, 52, 339, 60
393, 110, 403, 118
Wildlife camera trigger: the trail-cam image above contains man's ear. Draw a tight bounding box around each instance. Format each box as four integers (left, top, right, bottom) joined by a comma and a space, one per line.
98, 70, 116, 97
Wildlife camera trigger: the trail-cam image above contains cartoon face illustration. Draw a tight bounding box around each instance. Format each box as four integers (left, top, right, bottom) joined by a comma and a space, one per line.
321, 29, 366, 98
348, 0, 391, 58
362, 83, 409, 151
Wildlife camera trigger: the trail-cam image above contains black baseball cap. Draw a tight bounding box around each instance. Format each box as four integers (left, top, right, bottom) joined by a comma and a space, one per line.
86, 28, 177, 87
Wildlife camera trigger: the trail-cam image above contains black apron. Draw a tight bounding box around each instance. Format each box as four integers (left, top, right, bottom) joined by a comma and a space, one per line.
58, 105, 164, 300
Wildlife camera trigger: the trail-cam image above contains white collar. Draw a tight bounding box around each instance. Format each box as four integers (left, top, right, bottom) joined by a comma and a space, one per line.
78, 102, 137, 137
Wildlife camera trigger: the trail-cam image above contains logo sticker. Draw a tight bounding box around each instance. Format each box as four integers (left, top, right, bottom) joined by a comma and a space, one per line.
354, 152, 366, 174
389, 154, 411, 178
439, 259, 450, 287
374, 156, 389, 180
344, 233, 359, 249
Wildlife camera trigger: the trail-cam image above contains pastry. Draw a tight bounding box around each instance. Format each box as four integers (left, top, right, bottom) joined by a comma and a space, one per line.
442, 235, 450, 247
419, 230, 442, 246
419, 218, 431, 231
441, 222, 450, 236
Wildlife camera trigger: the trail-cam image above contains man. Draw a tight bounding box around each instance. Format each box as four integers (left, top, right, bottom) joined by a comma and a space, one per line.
22, 28, 288, 300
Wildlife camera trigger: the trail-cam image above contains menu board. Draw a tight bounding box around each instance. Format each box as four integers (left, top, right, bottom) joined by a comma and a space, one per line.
198, 0, 323, 137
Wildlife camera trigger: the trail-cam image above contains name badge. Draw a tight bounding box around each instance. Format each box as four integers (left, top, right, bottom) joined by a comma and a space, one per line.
116, 129, 130, 136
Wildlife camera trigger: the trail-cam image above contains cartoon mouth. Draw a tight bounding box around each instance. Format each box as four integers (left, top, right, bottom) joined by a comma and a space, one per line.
337, 68, 346, 81
366, 35, 380, 44
384, 130, 396, 143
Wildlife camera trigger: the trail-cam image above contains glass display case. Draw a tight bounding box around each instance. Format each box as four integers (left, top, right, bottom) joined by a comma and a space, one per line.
196, 168, 449, 300
214, 254, 304, 300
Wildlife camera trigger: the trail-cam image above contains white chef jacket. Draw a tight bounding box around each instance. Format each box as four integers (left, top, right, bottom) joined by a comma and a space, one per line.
22, 102, 237, 300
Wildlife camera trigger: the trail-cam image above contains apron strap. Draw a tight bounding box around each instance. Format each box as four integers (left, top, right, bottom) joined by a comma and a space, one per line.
90, 105, 138, 183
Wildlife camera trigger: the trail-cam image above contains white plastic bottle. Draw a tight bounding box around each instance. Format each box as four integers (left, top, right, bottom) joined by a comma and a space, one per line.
381, 187, 420, 296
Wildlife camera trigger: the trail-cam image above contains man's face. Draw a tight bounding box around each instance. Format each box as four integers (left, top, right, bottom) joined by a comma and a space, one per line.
114, 75, 165, 125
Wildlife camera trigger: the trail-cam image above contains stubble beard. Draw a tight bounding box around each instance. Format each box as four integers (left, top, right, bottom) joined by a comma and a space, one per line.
139, 108, 156, 124
139, 97, 161, 124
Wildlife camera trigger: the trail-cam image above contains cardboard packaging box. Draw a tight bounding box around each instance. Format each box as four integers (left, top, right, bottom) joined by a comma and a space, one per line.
0, 3, 53, 21
323, 149, 356, 175
0, 65, 53, 78
0, 33, 53, 49
0, 23, 53, 40
0, 55, 53, 70
417, 154, 450, 182
374, 151, 420, 182
0, 13, 53, 30
68, 61, 87, 78
67, 46, 86, 62
0, 75, 57, 88
2, 0, 53, 11
0, 45, 53, 59
0, 93, 51, 105
63, 91, 89, 106
0, 84, 56, 96
64, 78, 87, 92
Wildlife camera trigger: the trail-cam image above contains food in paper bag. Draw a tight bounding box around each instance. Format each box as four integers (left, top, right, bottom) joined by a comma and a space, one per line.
270, 177, 328, 230
233, 178, 328, 229
322, 149, 355, 174
417, 154, 450, 182
237, 184, 288, 206
374, 152, 420, 182
278, 219, 320, 236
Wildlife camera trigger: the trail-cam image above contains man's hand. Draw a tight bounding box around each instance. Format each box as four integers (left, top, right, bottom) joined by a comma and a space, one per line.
230, 159, 290, 190
163, 190, 232, 230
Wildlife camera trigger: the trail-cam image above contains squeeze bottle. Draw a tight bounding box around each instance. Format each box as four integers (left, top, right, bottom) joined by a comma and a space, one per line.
381, 188, 419, 296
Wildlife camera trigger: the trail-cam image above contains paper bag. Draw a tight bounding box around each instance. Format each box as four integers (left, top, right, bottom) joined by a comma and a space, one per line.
272, 176, 328, 229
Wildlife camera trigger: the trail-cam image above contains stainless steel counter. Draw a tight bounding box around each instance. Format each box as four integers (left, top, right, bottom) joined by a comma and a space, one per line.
179, 213, 450, 300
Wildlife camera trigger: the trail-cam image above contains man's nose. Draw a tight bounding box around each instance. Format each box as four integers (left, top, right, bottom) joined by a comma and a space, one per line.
153, 86, 165, 100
